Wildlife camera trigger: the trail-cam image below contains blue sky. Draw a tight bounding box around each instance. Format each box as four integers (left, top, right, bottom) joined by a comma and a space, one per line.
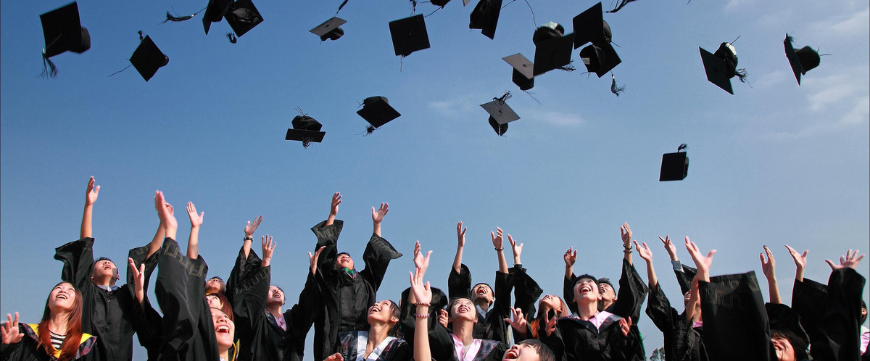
2, 0, 868, 358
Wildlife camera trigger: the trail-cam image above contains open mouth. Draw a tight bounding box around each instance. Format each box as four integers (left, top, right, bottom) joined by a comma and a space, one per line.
56, 293, 69, 300
504, 348, 519, 360
369, 306, 381, 314
579, 285, 593, 293
215, 325, 231, 334
476, 288, 486, 295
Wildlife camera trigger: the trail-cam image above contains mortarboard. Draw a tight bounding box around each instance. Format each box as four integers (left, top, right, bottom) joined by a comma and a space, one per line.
533, 32, 575, 76
579, 43, 621, 77
225, 0, 264, 37
481, 93, 519, 136
660, 144, 688, 181
286, 115, 325, 148
130, 35, 169, 82
389, 14, 430, 57
469, 0, 503, 40
40, 2, 91, 58
202, 0, 233, 35
532, 22, 564, 46
700, 42, 747, 95
357, 97, 401, 132
783, 34, 820, 85
503, 54, 534, 90
310, 17, 346, 41
573, 3, 611, 49
431, 0, 451, 8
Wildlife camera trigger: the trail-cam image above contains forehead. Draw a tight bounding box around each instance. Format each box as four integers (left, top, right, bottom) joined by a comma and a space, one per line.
210, 308, 230, 318
54, 282, 75, 290
453, 298, 473, 306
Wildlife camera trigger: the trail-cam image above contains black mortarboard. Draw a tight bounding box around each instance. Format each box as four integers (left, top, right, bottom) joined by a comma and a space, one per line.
40, 2, 91, 58
579, 43, 621, 77
469, 0, 503, 40
202, 0, 233, 35
532, 22, 565, 46
389, 14, 430, 57
660, 144, 688, 181
573, 2, 611, 49
357, 97, 401, 131
699, 47, 734, 94
481, 94, 519, 136
783, 34, 820, 85
130, 35, 169, 82
225, 0, 263, 37
533, 32, 575, 76
431, 0, 451, 8
503, 54, 535, 90
310, 17, 346, 41
286, 115, 325, 148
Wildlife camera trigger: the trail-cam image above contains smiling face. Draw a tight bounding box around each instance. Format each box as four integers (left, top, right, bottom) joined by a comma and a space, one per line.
266, 286, 285, 307
599, 283, 616, 303
366, 300, 399, 326
449, 298, 478, 323
503, 340, 553, 361
91, 259, 118, 284
48, 282, 77, 313
538, 295, 566, 318
211, 308, 235, 353
206, 278, 225, 294
335, 253, 354, 270
771, 335, 796, 361
472, 283, 494, 306
573, 277, 602, 305
206, 294, 224, 309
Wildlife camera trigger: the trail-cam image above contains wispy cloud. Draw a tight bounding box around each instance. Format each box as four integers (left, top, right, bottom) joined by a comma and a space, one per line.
723, 0, 756, 11
755, 70, 787, 89
427, 98, 477, 119
530, 111, 585, 127
810, 6, 869, 38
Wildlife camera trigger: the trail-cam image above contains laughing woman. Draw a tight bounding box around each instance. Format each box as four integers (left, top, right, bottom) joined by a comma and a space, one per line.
1, 282, 96, 361
323, 299, 409, 361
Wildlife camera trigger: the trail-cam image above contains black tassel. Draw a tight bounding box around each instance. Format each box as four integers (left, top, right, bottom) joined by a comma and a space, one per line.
610, 74, 625, 96
607, 0, 637, 13
735, 68, 748, 83
107, 64, 133, 77
162, 11, 195, 23
138, 31, 145, 42
410, 0, 418, 13
495, 91, 512, 104
365, 125, 377, 135
302, 138, 311, 148
41, 51, 58, 78
558, 64, 576, 72
336, 0, 349, 14
227, 33, 238, 43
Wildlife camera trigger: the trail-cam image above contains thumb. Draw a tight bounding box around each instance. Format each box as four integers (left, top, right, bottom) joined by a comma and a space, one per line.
825, 259, 835, 269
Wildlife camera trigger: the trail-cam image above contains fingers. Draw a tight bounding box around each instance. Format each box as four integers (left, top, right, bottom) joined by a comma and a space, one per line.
508, 235, 515, 247
825, 259, 836, 269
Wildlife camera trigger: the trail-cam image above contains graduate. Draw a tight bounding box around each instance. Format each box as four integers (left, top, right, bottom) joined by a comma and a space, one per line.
0, 282, 97, 361
309, 193, 403, 361
396, 241, 449, 356
52, 177, 158, 361
325, 297, 409, 361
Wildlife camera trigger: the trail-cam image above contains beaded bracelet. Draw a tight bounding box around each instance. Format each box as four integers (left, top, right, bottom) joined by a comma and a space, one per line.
414, 313, 430, 318
415, 302, 431, 307
494, 248, 504, 251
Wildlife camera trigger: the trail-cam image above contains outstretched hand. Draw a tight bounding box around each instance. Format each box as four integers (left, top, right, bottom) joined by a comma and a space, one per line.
564, 247, 577, 266
685, 237, 715, 279
620, 223, 633, 247
543, 312, 558, 337
457, 221, 467, 248
504, 307, 528, 334
372, 203, 389, 224
244, 215, 263, 237
785, 245, 808, 270
659, 235, 678, 261
1, 313, 23, 345
618, 316, 632, 337
128, 258, 145, 303
85, 176, 100, 206
409, 267, 432, 306
330, 192, 342, 216
760, 246, 775, 280
262, 235, 276, 267
309, 246, 325, 275
413, 241, 432, 277
324, 353, 344, 361
635, 240, 652, 263
491, 228, 504, 249
508, 235, 523, 262
187, 202, 204, 228
825, 249, 865, 270
154, 191, 177, 234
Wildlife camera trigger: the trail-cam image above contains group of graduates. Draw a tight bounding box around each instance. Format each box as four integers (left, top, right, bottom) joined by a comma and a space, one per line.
1, 177, 868, 361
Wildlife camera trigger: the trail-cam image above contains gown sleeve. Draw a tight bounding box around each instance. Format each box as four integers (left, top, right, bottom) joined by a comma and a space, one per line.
227, 248, 271, 347
488, 270, 515, 344
645, 283, 676, 335
511, 265, 544, 321
564, 273, 577, 315
449, 264, 473, 300
698, 271, 774, 361
311, 220, 344, 274
609, 259, 649, 323
358, 234, 403, 292
154, 237, 210, 359
809, 268, 866, 361
54, 238, 98, 332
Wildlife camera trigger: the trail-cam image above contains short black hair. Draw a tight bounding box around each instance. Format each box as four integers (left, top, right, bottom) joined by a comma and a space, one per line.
517, 339, 555, 361
861, 300, 867, 325
771, 329, 808, 361
93, 257, 119, 281
207, 276, 226, 294
573, 274, 599, 290
597, 277, 613, 287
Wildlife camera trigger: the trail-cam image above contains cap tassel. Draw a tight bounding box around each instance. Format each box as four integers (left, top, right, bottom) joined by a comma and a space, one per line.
365, 125, 377, 135
607, 0, 638, 13
41, 50, 58, 78
336, 0, 349, 14
610, 74, 626, 96
107, 64, 133, 78
735, 68, 748, 83
227, 33, 238, 43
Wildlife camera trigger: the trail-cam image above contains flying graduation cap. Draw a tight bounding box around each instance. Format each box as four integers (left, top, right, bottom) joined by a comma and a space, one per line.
311, 17, 346, 41
224, 0, 263, 37
699, 41, 747, 95
480, 92, 519, 136
389, 14, 430, 57
783, 34, 820, 85
660, 144, 688, 181
469, 0, 503, 39
40, 2, 91, 77
503, 54, 535, 90
202, 0, 233, 34
357, 97, 401, 134
532, 22, 576, 76
130, 35, 169, 82
285, 114, 325, 148
573, 3, 621, 77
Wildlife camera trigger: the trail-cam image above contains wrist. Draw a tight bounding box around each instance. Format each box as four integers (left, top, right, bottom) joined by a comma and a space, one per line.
243, 235, 253, 241
495, 247, 504, 251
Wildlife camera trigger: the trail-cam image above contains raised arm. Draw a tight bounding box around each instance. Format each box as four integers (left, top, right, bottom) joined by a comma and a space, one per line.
564, 247, 577, 279
410, 267, 433, 361
186, 202, 203, 260
785, 245, 808, 282
156, 191, 177, 243
621, 222, 634, 265
635, 240, 657, 289
241, 215, 263, 260
261, 235, 275, 268
147, 203, 171, 259
80, 176, 100, 239
759, 246, 781, 304
372, 202, 389, 237
508, 234, 523, 266
684, 275, 701, 325
453, 221, 466, 274
493, 227, 508, 274
685, 237, 714, 283
325, 192, 341, 226
128, 258, 146, 307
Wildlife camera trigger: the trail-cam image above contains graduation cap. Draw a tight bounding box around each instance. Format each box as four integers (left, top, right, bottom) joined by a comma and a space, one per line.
700, 42, 746, 95
310, 17, 346, 41
285, 114, 325, 148
503, 54, 534, 90
389, 14, 430, 57
431, 0, 451, 8
572, 3, 611, 49
532, 22, 565, 46
481, 92, 519, 136
202, 0, 233, 35
225, 0, 263, 37
130, 35, 169, 82
783, 34, 820, 85
469, 0, 503, 39
579, 43, 621, 77
357, 97, 401, 133
660, 144, 688, 181
533, 31, 575, 76
40, 2, 90, 77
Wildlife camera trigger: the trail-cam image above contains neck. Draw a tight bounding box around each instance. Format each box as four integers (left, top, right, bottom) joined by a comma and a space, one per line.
452, 320, 474, 346
48, 312, 70, 334
598, 299, 613, 311
367, 322, 391, 348
220, 349, 230, 361
575, 301, 598, 320
473, 299, 490, 311
92, 277, 113, 287
266, 304, 283, 317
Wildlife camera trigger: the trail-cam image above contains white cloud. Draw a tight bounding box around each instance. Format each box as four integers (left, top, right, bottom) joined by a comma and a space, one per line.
723, 0, 756, 11
755, 70, 787, 89
811, 7, 870, 37
531, 111, 585, 127
427, 98, 476, 119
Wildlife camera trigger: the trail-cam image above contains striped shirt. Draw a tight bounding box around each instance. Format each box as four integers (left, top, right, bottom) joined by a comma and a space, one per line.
49, 330, 65, 351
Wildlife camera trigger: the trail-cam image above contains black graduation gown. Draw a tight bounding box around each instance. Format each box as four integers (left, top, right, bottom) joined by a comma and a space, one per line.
153, 237, 223, 361
337, 331, 410, 361
447, 264, 515, 342
800, 268, 866, 361
225, 247, 319, 361
697, 272, 775, 361
428, 322, 508, 361
644, 283, 707, 361
540, 312, 639, 361
397, 286, 449, 357
53, 238, 155, 361
310, 220, 402, 361
0, 323, 97, 361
